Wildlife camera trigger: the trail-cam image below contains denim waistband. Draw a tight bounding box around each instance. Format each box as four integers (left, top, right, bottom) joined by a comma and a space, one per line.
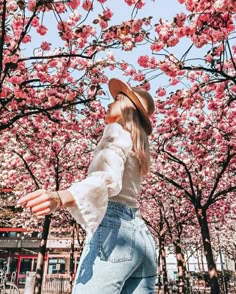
107, 201, 140, 219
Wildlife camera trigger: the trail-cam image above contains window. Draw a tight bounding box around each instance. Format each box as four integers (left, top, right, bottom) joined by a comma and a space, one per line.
19, 259, 32, 275
48, 258, 66, 274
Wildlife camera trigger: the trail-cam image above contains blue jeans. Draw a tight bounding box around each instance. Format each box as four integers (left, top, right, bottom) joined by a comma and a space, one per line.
72, 201, 157, 293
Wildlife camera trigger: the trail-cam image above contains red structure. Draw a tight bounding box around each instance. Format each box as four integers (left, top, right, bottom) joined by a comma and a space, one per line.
0, 227, 80, 287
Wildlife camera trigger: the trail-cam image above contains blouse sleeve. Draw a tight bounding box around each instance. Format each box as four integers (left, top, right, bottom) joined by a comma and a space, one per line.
66, 123, 132, 236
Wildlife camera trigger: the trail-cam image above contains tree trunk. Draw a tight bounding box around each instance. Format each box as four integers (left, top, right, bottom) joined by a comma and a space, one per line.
196, 208, 220, 294
157, 237, 162, 292
175, 240, 187, 293
69, 220, 75, 294
160, 236, 169, 294
34, 215, 51, 294
201, 248, 205, 272
196, 248, 201, 271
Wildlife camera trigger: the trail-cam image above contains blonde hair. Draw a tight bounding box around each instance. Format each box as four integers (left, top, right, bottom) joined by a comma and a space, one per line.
118, 93, 150, 175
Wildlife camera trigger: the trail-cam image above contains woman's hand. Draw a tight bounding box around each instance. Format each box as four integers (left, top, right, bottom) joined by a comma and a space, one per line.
17, 189, 61, 216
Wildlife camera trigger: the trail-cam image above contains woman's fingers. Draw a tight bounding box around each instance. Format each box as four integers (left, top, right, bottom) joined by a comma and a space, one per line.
25, 192, 49, 209
31, 200, 51, 214
35, 208, 51, 216
17, 189, 58, 216
17, 189, 46, 205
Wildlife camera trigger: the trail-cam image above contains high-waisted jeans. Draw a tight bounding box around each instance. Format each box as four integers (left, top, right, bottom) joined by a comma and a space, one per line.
72, 201, 157, 293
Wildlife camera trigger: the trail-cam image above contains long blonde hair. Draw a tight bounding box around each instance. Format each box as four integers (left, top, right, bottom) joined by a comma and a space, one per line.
118, 93, 150, 175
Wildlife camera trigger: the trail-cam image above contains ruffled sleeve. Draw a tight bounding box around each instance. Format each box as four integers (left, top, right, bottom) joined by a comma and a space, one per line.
67, 123, 132, 236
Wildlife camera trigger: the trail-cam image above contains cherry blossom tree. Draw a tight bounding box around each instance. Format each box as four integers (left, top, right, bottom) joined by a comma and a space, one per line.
150, 84, 235, 293
142, 197, 170, 294
132, 1, 236, 292
140, 175, 201, 293
0, 0, 154, 132
1, 0, 236, 293
0, 101, 104, 292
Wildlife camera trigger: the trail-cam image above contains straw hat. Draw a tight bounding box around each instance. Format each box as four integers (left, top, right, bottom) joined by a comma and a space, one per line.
108, 78, 155, 135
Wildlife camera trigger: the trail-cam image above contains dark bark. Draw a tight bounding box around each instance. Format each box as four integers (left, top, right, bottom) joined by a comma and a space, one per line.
175, 241, 187, 293
160, 235, 169, 294
69, 220, 75, 294
34, 215, 51, 294
157, 238, 162, 292
196, 208, 220, 294
157, 207, 170, 294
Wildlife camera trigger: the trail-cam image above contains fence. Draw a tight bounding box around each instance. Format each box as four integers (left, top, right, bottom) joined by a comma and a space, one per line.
35, 275, 236, 294
42, 274, 70, 294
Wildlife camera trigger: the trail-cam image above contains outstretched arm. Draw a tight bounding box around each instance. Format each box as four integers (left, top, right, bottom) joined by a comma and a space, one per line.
17, 188, 75, 216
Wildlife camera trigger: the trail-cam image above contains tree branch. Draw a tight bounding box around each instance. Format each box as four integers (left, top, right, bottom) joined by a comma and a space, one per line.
155, 171, 194, 202
206, 148, 235, 207
209, 185, 236, 207
12, 151, 40, 189
163, 149, 196, 199
0, 97, 94, 131
181, 65, 236, 84
19, 53, 95, 62
0, 0, 7, 82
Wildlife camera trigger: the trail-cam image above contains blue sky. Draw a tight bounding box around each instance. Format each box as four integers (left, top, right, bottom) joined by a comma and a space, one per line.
23, 0, 190, 103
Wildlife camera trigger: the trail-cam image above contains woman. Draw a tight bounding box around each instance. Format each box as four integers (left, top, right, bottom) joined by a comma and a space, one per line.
17, 78, 157, 293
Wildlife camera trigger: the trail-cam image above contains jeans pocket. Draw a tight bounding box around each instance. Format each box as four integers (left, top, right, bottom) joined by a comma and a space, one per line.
98, 221, 135, 263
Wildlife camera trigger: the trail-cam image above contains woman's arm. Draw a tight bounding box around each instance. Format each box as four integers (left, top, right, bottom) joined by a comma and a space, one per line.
17, 189, 75, 216
17, 123, 132, 234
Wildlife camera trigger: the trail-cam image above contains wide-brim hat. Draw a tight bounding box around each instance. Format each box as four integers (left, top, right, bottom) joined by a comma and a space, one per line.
108, 78, 155, 135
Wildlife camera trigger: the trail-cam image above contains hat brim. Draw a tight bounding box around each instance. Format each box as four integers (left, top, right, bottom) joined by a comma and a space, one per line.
108, 78, 152, 135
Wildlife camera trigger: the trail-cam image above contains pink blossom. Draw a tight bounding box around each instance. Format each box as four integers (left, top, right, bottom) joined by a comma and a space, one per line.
67, 0, 80, 9
131, 19, 143, 33
61, 31, 73, 40
213, 0, 225, 10
41, 42, 51, 51
175, 12, 187, 27
7, 0, 18, 11
150, 41, 164, 52
208, 100, 218, 111
123, 41, 134, 51
31, 17, 39, 28
120, 62, 128, 70
99, 19, 108, 29
103, 8, 113, 20
166, 145, 177, 153
82, 0, 93, 11
198, 115, 205, 122
133, 72, 145, 82
156, 87, 166, 97
37, 25, 48, 36
57, 21, 69, 31
215, 44, 224, 56
6, 54, 18, 64
170, 78, 180, 86
124, 0, 145, 9
167, 35, 179, 47
136, 0, 145, 9
68, 12, 82, 24
27, 0, 36, 11
230, 85, 236, 93
137, 55, 149, 68
22, 35, 31, 44
124, 66, 135, 76
134, 33, 144, 43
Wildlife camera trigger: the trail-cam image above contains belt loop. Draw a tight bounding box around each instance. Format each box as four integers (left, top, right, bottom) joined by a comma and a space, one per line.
130, 208, 135, 219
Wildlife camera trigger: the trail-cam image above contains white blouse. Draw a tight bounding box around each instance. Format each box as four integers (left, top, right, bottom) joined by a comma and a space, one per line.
67, 122, 142, 236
